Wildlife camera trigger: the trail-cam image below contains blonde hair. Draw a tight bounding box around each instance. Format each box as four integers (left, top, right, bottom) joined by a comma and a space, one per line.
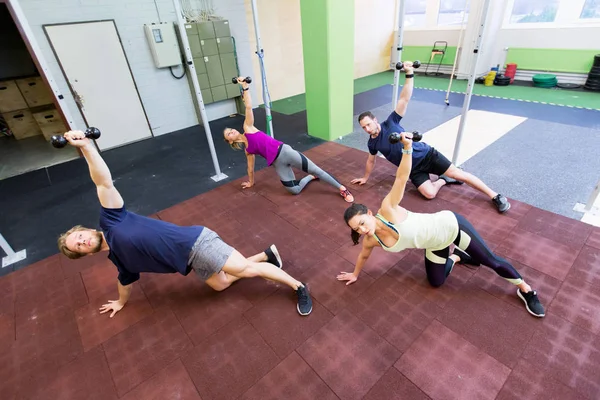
223, 127, 245, 151
57, 225, 87, 259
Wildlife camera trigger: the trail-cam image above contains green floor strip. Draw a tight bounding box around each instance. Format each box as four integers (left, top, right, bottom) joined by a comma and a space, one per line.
266, 71, 600, 115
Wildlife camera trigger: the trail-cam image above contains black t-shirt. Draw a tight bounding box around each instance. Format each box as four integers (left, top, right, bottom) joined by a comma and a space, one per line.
99, 206, 204, 285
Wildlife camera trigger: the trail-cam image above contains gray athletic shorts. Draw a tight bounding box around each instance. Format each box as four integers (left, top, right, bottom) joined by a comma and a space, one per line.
187, 228, 234, 281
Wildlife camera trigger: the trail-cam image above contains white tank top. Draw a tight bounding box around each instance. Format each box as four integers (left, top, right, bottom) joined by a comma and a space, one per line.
374, 210, 458, 252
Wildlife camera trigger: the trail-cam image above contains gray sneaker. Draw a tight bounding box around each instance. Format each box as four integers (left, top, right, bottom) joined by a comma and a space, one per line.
296, 283, 313, 316
493, 194, 511, 213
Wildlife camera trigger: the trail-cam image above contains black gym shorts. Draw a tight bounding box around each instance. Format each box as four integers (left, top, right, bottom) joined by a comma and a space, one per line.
409, 148, 452, 188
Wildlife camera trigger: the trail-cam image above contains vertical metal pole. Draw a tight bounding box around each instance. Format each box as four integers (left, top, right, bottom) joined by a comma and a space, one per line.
451, 0, 491, 165
250, 0, 274, 138
173, 0, 227, 182
391, 0, 406, 108
445, 0, 470, 105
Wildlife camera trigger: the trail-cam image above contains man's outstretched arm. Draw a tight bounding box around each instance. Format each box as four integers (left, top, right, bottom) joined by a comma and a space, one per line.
395, 62, 415, 117
64, 131, 124, 209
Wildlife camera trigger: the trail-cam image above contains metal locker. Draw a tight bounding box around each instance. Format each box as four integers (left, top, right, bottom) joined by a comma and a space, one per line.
197, 21, 215, 39
200, 39, 218, 57
201, 88, 213, 104
211, 85, 227, 102
188, 34, 203, 57
197, 73, 210, 89
204, 55, 224, 87
213, 20, 231, 37
193, 57, 206, 74
216, 37, 234, 54
219, 53, 237, 83
225, 82, 240, 99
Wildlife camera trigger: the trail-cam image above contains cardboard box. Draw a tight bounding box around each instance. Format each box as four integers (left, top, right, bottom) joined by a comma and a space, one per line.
1, 108, 41, 140
16, 76, 54, 108
0, 80, 28, 112
32, 106, 67, 141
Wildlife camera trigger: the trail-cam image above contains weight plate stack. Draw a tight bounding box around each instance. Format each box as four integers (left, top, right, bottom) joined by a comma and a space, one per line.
532, 74, 557, 88
584, 54, 600, 91
494, 74, 511, 86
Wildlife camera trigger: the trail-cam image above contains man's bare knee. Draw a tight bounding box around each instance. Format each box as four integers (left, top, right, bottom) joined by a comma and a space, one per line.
419, 187, 437, 200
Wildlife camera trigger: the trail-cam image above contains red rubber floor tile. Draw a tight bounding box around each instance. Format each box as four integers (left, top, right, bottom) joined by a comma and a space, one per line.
15, 273, 87, 328
298, 310, 400, 400
461, 203, 520, 250
244, 288, 333, 358
363, 367, 431, 400
119, 359, 201, 400
299, 252, 375, 315
23, 347, 118, 400
74, 284, 153, 351
495, 228, 579, 280
436, 286, 540, 368
496, 359, 587, 400
396, 320, 511, 400
102, 307, 193, 396
240, 351, 339, 400
517, 207, 592, 251
167, 282, 253, 346
521, 313, 600, 399
586, 227, 600, 250
350, 275, 442, 353
550, 276, 600, 335
566, 245, 600, 288
182, 317, 279, 400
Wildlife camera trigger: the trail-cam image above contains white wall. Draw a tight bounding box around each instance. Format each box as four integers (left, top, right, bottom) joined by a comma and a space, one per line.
17, 0, 250, 138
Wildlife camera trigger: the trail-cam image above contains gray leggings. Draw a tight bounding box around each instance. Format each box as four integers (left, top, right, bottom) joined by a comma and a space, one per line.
272, 144, 341, 194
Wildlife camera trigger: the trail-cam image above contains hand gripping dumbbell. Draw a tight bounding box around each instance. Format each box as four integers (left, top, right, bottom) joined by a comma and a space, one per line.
232, 76, 252, 84
389, 131, 422, 144
51, 127, 101, 149
395, 60, 421, 70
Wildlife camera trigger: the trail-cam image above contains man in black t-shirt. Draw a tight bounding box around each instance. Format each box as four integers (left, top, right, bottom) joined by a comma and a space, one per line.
352, 62, 510, 213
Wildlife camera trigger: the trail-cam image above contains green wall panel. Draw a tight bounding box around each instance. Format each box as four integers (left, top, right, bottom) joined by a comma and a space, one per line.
401, 46, 457, 66
505, 48, 599, 73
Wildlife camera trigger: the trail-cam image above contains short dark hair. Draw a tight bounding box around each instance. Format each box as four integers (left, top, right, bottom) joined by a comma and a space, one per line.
343, 203, 368, 245
358, 111, 375, 123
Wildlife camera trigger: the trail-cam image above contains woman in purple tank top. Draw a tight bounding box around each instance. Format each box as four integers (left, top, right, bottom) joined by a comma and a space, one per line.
223, 77, 354, 203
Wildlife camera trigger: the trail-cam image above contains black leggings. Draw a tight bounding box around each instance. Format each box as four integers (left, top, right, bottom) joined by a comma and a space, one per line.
424, 213, 523, 287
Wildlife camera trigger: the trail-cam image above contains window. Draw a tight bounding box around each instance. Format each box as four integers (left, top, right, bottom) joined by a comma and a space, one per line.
581, 0, 600, 18
438, 0, 470, 26
405, 0, 427, 27
509, 0, 559, 23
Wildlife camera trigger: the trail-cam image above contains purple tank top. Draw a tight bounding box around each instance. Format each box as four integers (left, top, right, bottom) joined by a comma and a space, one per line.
245, 131, 283, 166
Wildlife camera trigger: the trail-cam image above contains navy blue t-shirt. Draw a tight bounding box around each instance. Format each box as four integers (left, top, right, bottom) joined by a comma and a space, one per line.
99, 206, 204, 285
367, 111, 431, 167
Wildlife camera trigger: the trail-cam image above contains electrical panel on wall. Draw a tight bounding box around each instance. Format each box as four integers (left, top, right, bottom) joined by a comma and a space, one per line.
144, 22, 181, 68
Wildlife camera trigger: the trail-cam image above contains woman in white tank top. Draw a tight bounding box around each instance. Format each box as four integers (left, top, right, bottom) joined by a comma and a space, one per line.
338, 132, 545, 318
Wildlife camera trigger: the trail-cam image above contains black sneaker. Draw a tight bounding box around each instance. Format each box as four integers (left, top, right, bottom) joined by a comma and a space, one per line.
265, 244, 283, 269
296, 283, 313, 316
453, 247, 480, 267
517, 289, 545, 318
440, 175, 464, 185
492, 194, 511, 213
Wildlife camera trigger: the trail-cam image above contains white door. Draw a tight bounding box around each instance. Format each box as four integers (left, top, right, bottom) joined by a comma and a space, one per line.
45, 21, 151, 150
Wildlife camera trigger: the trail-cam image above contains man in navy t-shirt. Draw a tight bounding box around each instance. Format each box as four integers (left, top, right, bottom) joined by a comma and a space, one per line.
351, 62, 510, 213
56, 130, 313, 317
